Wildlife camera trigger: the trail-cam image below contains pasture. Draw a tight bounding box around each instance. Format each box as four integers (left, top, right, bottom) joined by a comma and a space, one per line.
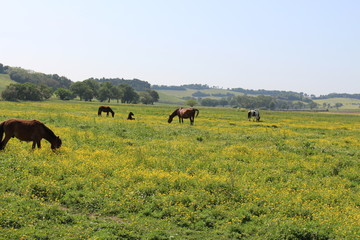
0, 101, 359, 239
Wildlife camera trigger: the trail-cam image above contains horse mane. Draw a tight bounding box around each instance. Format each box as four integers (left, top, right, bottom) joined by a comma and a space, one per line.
170, 109, 179, 117
39, 121, 57, 139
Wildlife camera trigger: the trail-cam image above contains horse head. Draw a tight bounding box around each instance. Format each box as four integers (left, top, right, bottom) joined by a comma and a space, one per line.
51, 136, 62, 149
168, 115, 174, 123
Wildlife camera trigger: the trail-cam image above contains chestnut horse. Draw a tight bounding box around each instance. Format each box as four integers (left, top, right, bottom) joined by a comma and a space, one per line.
0, 119, 62, 150
98, 106, 115, 117
168, 108, 199, 125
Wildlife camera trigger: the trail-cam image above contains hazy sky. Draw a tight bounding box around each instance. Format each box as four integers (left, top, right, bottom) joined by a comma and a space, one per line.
1, 0, 359, 95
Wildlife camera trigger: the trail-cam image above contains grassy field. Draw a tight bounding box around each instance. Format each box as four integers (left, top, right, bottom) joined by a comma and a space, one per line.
0, 101, 359, 239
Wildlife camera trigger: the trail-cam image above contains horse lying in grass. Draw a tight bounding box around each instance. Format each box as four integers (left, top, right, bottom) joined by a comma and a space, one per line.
168, 107, 199, 125
248, 110, 260, 122
98, 106, 115, 117
127, 112, 135, 120
0, 119, 62, 150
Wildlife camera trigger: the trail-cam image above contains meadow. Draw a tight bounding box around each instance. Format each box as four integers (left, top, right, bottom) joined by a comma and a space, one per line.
0, 101, 359, 239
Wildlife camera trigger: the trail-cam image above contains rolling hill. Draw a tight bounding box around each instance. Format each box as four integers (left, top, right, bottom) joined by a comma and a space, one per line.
0, 73, 16, 93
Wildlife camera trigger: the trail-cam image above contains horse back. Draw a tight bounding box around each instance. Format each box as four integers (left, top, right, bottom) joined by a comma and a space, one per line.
178, 108, 198, 118
3, 119, 46, 141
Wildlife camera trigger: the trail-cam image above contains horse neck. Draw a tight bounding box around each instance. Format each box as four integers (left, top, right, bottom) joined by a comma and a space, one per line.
42, 125, 57, 143
170, 110, 179, 118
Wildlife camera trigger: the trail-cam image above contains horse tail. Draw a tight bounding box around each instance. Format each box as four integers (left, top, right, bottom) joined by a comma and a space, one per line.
194, 109, 199, 117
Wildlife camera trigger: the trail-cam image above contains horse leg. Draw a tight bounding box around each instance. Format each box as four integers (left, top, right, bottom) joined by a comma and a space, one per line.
0, 135, 11, 150
37, 140, 41, 149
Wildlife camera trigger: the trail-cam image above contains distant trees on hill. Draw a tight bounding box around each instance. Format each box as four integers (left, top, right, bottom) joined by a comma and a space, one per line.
91, 77, 151, 91
6, 67, 72, 89
0, 63, 158, 103
231, 87, 303, 96
152, 84, 210, 91
197, 94, 319, 110
152, 85, 186, 91
314, 93, 360, 100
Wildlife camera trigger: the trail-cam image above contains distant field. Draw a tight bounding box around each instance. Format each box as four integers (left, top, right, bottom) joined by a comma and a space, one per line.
0, 73, 15, 92
314, 98, 360, 110
157, 88, 243, 101
0, 100, 359, 239
157, 91, 184, 104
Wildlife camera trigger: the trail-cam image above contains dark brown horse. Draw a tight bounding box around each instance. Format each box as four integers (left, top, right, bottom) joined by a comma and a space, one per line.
127, 112, 135, 120
98, 106, 115, 117
0, 119, 62, 150
168, 107, 199, 125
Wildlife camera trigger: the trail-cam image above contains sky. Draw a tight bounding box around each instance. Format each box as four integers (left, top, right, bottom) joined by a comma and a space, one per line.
1, 0, 359, 96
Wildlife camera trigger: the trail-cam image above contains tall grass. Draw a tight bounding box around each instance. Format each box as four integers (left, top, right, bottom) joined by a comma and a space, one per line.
0, 101, 359, 239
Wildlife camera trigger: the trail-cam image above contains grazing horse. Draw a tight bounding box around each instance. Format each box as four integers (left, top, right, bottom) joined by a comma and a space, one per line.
127, 112, 135, 120
248, 110, 260, 122
0, 119, 62, 150
168, 107, 199, 125
98, 106, 115, 117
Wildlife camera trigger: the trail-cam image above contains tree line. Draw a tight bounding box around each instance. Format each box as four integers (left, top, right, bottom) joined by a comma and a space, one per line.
0, 64, 158, 104
185, 94, 319, 110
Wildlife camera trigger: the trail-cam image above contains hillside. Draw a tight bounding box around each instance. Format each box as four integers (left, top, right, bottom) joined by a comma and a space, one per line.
156, 88, 244, 104
0, 73, 16, 93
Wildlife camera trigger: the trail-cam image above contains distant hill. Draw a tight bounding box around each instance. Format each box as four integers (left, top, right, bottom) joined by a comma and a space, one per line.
0, 63, 359, 110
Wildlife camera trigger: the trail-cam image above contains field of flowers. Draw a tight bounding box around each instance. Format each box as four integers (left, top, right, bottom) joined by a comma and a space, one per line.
0, 101, 359, 239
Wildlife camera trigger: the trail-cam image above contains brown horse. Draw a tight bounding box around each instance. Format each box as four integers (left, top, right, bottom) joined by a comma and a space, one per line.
98, 106, 115, 117
127, 112, 135, 120
0, 119, 62, 150
168, 107, 199, 125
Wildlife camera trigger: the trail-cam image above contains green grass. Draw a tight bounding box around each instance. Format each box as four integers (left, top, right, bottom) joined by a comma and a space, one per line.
0, 100, 359, 239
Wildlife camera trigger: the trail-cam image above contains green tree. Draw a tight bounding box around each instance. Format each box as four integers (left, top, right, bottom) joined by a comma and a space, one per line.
1, 83, 52, 101
140, 92, 153, 104
201, 98, 219, 107
70, 82, 96, 101
97, 82, 113, 102
185, 99, 198, 107
111, 85, 123, 103
309, 101, 318, 109
218, 98, 228, 107
335, 103, 343, 109
55, 88, 75, 100
119, 83, 139, 103
148, 90, 159, 104
1, 84, 19, 101
83, 79, 99, 100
